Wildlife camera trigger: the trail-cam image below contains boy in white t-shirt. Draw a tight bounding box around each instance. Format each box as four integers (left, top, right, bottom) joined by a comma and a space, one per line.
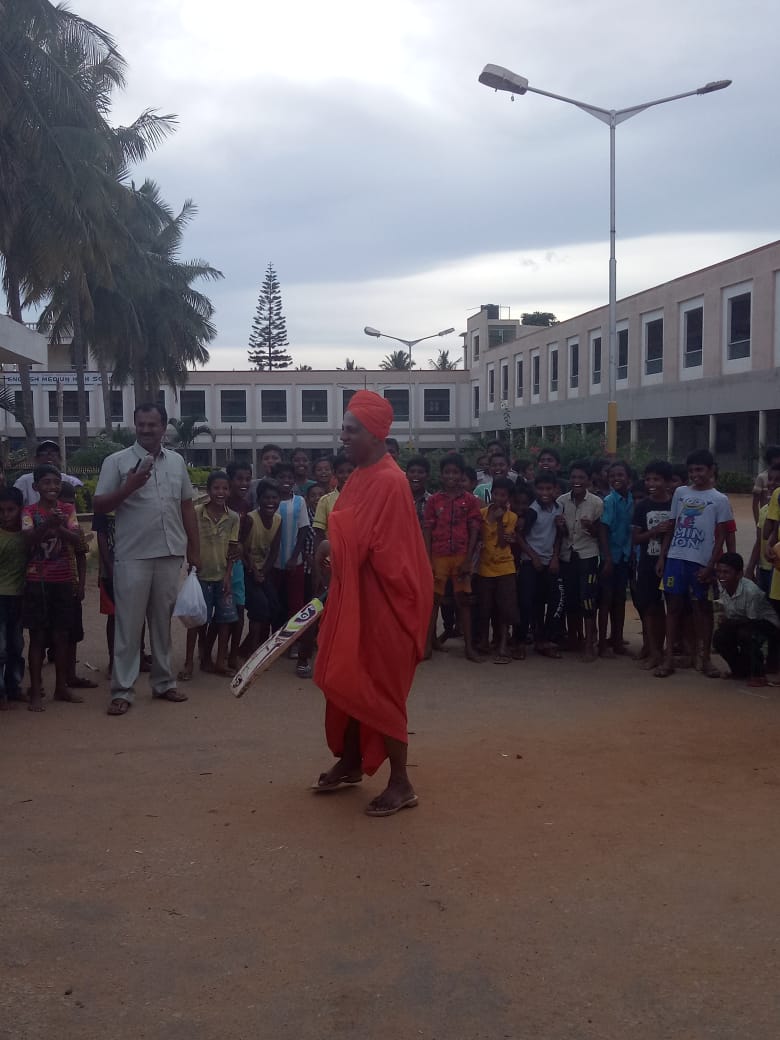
656, 449, 734, 679
271, 462, 311, 670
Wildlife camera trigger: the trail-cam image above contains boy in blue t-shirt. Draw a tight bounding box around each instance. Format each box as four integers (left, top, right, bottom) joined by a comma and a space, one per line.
598, 460, 634, 657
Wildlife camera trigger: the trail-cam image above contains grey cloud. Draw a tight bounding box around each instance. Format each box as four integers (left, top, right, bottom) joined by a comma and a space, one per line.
76, 0, 779, 357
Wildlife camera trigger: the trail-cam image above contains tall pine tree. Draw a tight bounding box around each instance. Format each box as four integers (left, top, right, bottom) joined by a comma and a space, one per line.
248, 262, 293, 370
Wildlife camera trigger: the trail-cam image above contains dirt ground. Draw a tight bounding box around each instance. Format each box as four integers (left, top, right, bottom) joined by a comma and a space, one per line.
3, 495, 779, 1040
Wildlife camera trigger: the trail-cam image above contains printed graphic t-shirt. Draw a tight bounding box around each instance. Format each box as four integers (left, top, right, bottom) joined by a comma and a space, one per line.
667, 486, 733, 567
632, 498, 673, 568
22, 502, 80, 583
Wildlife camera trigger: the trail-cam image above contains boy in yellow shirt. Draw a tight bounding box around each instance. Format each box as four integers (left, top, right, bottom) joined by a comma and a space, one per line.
476, 477, 518, 664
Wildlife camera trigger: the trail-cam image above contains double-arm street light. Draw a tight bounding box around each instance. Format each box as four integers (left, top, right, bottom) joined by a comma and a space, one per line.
478, 64, 731, 454
364, 325, 455, 446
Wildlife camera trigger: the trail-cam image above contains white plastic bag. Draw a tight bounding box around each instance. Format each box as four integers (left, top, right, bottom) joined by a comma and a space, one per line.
173, 568, 208, 629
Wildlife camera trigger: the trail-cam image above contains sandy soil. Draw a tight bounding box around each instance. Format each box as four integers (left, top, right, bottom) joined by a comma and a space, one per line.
3, 495, 778, 1040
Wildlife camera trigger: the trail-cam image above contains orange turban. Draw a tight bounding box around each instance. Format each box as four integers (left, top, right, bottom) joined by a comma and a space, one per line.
347, 390, 394, 440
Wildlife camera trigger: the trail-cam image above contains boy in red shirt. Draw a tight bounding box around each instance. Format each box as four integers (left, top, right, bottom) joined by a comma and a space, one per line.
423, 453, 483, 662
21, 465, 83, 712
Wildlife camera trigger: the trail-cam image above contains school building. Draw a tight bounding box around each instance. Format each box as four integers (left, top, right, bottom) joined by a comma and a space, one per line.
0, 360, 473, 467
2, 239, 778, 471
467, 239, 780, 472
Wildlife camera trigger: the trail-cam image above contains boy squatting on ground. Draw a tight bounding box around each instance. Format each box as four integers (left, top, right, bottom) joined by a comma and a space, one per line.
713, 551, 779, 686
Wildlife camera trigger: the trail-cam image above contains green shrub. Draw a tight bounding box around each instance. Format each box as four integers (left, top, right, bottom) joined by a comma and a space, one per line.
68, 435, 123, 469
186, 466, 213, 488
716, 471, 753, 494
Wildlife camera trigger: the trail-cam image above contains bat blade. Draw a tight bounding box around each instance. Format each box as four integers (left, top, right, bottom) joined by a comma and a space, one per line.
230, 596, 325, 698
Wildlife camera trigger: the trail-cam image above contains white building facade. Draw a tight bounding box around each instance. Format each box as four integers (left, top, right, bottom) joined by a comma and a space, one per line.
467, 240, 780, 471
0, 364, 473, 467
3, 240, 779, 471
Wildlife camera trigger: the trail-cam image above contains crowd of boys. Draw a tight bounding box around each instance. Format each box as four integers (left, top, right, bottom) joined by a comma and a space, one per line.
2, 434, 780, 713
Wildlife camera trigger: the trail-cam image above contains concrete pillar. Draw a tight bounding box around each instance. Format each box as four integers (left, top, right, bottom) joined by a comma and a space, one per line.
630, 419, 639, 448
524, 427, 529, 448
560, 424, 565, 442
667, 417, 675, 459
758, 409, 767, 454
540, 425, 545, 441
708, 414, 717, 454
580, 423, 586, 437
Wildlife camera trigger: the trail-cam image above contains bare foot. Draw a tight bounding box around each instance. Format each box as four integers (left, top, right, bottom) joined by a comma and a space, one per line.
654, 662, 675, 678
598, 645, 615, 659
53, 689, 84, 703
639, 655, 662, 671
612, 642, 629, 656
465, 649, 486, 664
28, 695, 45, 712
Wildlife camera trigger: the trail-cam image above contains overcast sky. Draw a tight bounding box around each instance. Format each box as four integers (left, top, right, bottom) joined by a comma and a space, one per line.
78, 0, 780, 370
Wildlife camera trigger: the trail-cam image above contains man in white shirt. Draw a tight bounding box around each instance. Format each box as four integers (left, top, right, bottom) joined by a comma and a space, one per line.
94, 403, 200, 715
714, 552, 779, 686
14, 440, 83, 506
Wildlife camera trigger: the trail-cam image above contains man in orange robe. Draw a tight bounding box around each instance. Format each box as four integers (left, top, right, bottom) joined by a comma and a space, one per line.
313, 391, 432, 816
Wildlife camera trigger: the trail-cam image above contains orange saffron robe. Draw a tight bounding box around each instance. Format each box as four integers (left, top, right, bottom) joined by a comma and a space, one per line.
314, 454, 433, 775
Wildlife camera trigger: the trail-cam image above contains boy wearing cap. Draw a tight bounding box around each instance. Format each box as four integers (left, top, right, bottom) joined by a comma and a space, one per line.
14, 440, 83, 506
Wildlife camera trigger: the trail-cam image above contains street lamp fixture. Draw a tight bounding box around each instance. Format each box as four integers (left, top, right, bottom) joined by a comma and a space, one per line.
363, 325, 456, 446
478, 65, 731, 454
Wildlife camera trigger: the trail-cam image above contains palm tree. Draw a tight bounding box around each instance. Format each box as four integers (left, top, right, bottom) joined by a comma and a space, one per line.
0, 0, 127, 451
428, 349, 461, 370
36, 113, 178, 444
84, 180, 222, 405
337, 358, 364, 371
379, 349, 415, 371
166, 416, 215, 462
296, 364, 313, 371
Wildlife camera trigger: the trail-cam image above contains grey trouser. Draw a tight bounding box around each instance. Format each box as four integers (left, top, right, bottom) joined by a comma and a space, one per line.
111, 557, 184, 702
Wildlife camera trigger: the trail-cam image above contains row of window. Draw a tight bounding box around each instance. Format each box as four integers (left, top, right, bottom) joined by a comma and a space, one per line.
479, 287, 752, 412
25, 386, 454, 425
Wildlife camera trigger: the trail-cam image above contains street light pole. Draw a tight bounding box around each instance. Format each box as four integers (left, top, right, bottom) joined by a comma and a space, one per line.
363, 326, 455, 447
478, 65, 731, 455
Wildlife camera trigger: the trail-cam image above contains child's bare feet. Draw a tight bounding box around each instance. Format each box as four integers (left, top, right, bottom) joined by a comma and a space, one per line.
28, 692, 45, 712
639, 655, 662, 670
465, 648, 486, 664
580, 643, 597, 663
53, 688, 84, 703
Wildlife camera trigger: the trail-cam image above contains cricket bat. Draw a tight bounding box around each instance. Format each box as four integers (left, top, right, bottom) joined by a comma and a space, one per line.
230, 595, 326, 698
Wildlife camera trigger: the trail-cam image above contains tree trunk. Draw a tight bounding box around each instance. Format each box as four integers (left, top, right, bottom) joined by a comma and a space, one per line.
69, 277, 89, 447
97, 354, 113, 435
5, 266, 37, 457
132, 355, 146, 411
